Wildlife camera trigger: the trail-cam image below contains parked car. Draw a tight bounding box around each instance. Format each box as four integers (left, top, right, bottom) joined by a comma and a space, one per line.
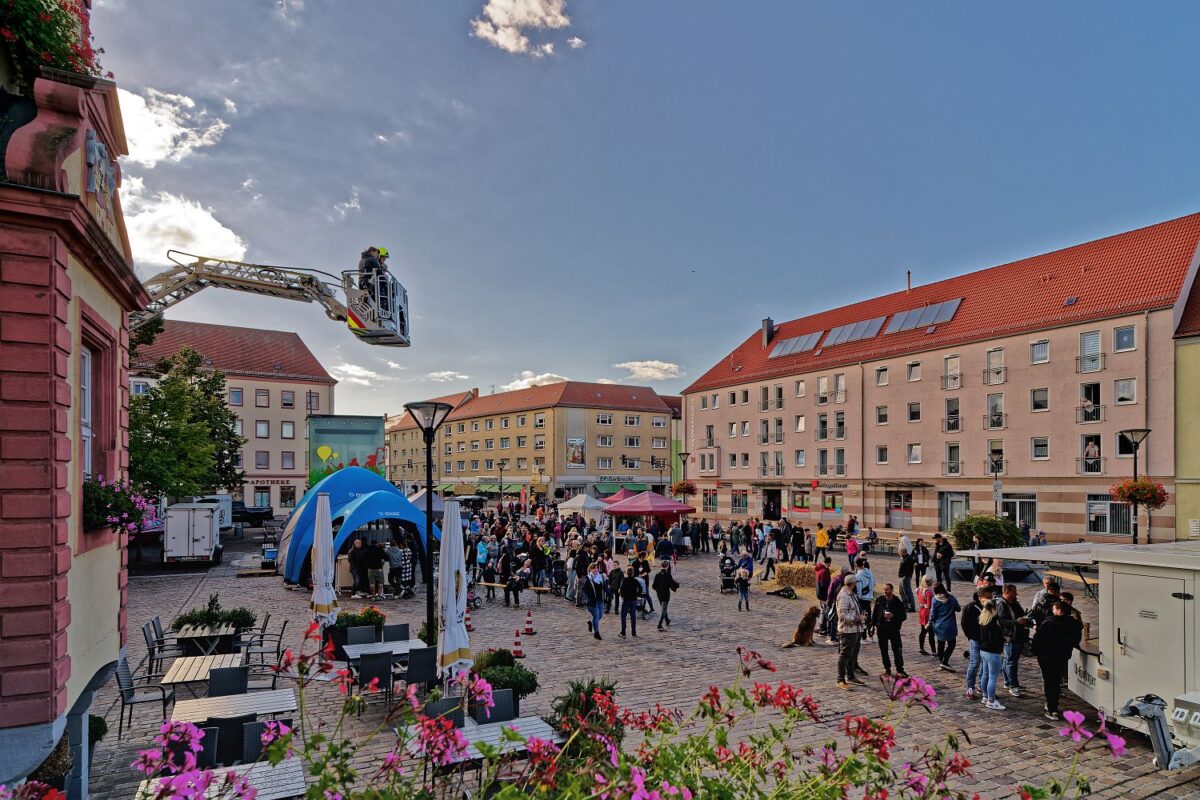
231, 500, 274, 527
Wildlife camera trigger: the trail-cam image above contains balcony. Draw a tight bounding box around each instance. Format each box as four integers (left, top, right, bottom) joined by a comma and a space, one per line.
984, 412, 1007, 430
774, 433, 785, 444
942, 460, 962, 476
759, 434, 770, 444
984, 458, 1008, 475
704, 438, 715, 448
816, 391, 846, 405
942, 416, 962, 433
941, 373, 963, 390
760, 466, 770, 477
833, 464, 846, 476
815, 431, 829, 442
1076, 353, 1106, 373
1076, 404, 1105, 424
1077, 456, 1106, 475
833, 426, 846, 439
982, 366, 1007, 385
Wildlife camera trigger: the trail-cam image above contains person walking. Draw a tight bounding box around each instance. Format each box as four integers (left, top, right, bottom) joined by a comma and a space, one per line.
814, 524, 829, 562
347, 537, 370, 599
929, 583, 961, 671
932, 533, 955, 589
730, 524, 741, 555
961, 589, 985, 700
916, 576, 935, 656
854, 558, 876, 640
898, 547, 916, 612
606, 563, 623, 614
913, 538, 929, 584
581, 562, 605, 641
977, 593, 1007, 710
761, 536, 778, 581
735, 567, 751, 611
835, 574, 866, 689
998, 583, 1029, 697
845, 534, 860, 572
652, 561, 679, 630
872, 583, 908, 677
1031, 601, 1082, 719
618, 568, 642, 638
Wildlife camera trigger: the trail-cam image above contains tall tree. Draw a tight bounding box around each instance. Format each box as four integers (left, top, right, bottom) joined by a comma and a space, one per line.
129, 347, 245, 498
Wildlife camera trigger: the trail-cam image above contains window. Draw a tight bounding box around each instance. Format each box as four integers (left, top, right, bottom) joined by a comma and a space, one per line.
1114, 325, 1136, 352
457, 460, 465, 471
501, 417, 510, 428
517, 436, 527, 448
80, 347, 94, 475
485, 459, 495, 470
703, 489, 718, 514
1032, 437, 1049, 460
907, 361, 921, 382
741, 390, 749, 404
818, 449, 828, 475
876, 445, 889, 464
281, 390, 295, 409
729, 391, 737, 405
235, 451, 243, 469
759, 451, 769, 476
907, 443, 922, 464
700, 396, 708, 410
731, 490, 748, 515
833, 373, 846, 402
597, 457, 614, 469
760, 386, 770, 411
833, 411, 845, 439
1031, 388, 1049, 412
305, 391, 319, 412
255, 389, 269, 407
875, 367, 888, 386
741, 421, 750, 437
943, 355, 961, 390
1079, 330, 1102, 372
706, 393, 716, 409
484, 439, 495, 450
470, 440, 480, 451
986, 393, 1005, 429
282, 451, 296, 470
627, 458, 642, 469
759, 420, 770, 443
131, 380, 150, 396
945, 442, 961, 475
774, 450, 785, 476
255, 420, 269, 438
907, 402, 921, 422
279, 486, 297, 509
517, 415, 527, 426
651, 416, 667, 428
822, 493, 844, 514
944, 397, 960, 432
816, 376, 829, 404
1115, 378, 1136, 404
471, 460, 480, 470
500, 437, 510, 449
625, 436, 641, 448
485, 419, 494, 430
444, 462, 453, 473
458, 442, 466, 452
984, 348, 1005, 385
816, 413, 828, 441
987, 440, 1005, 473
729, 452, 738, 468
741, 452, 750, 468
281, 420, 295, 439
625, 415, 641, 427
233, 418, 243, 436
876, 405, 888, 425
228, 386, 243, 406
651, 437, 668, 449
1087, 493, 1131, 535
254, 487, 271, 507
255, 451, 270, 469
1117, 433, 1136, 457
729, 422, 738, 437
795, 380, 805, 397
471, 421, 480, 431
1030, 340, 1049, 364
794, 449, 806, 467
795, 415, 806, 433
516, 458, 527, 469
774, 417, 785, 443
774, 385, 784, 409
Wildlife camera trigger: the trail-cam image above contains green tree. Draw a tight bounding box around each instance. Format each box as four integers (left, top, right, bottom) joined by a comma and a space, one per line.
129, 348, 245, 498
948, 512, 1024, 551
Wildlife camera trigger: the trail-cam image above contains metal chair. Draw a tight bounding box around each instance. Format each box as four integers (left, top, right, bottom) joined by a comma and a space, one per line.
240, 619, 289, 665
423, 697, 465, 728
142, 622, 184, 673
151, 616, 179, 645
207, 666, 249, 697
165, 726, 219, 772
382, 623, 410, 642
356, 652, 395, 711
201, 713, 257, 767
246, 662, 280, 692
241, 717, 293, 764
115, 656, 174, 739
346, 625, 377, 646
471, 688, 515, 724
396, 647, 438, 697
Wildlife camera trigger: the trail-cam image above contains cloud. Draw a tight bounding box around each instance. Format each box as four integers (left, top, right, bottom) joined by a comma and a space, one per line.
275, 0, 304, 27
373, 129, 411, 145
567, 36, 586, 49
386, 361, 407, 370
532, 42, 555, 59
223, 98, 238, 114
123, 177, 246, 269
332, 189, 361, 219
612, 360, 682, 381
240, 176, 263, 202
329, 363, 387, 387
427, 371, 470, 383
501, 370, 569, 391
595, 378, 618, 384
118, 88, 229, 168
471, 0, 570, 56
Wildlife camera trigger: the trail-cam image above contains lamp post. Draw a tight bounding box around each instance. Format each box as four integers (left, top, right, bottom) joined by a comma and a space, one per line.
1119, 428, 1151, 544
498, 459, 509, 514
652, 457, 666, 494
678, 451, 691, 488
989, 453, 1004, 519
404, 401, 454, 644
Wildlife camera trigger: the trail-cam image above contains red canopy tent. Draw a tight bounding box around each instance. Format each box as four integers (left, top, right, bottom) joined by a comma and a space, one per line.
599, 487, 639, 504
604, 491, 695, 517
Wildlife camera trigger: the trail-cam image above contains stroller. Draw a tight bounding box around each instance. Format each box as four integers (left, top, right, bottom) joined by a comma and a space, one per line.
636, 576, 654, 620
549, 559, 568, 597
466, 575, 482, 609
719, 555, 737, 594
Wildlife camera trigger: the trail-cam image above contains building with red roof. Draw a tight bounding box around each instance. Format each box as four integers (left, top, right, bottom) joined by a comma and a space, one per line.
387, 382, 678, 499
683, 213, 1200, 541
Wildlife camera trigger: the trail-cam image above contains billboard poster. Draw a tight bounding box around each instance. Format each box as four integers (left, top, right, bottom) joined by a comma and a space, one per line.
566, 437, 586, 469
307, 415, 387, 486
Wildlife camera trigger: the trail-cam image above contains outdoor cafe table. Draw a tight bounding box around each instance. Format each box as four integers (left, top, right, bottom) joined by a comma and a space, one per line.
342, 638, 429, 663
171, 688, 298, 723
403, 716, 562, 766
161, 654, 244, 696
175, 623, 238, 655
136, 756, 306, 799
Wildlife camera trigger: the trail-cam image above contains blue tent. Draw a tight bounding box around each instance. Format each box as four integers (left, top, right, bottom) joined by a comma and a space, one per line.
278, 467, 440, 583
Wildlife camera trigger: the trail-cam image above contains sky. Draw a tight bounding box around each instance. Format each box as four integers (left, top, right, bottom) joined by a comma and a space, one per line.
92, 1, 1200, 416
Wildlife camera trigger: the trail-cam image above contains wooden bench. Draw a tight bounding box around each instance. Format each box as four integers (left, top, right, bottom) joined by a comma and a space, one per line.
1044, 568, 1099, 599
478, 581, 549, 604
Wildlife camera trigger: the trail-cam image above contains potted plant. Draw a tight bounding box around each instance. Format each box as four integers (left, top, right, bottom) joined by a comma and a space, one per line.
0, 0, 108, 96
1110, 477, 1169, 511
170, 594, 257, 654
81, 474, 153, 535
87, 714, 107, 769
28, 735, 71, 790
671, 479, 697, 499
325, 607, 389, 660
477, 663, 539, 718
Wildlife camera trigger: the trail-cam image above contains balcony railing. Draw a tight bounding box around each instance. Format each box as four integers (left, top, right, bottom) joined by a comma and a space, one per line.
983, 366, 1007, 385
1077, 456, 1106, 475
833, 464, 846, 476
984, 458, 1008, 475
1076, 404, 1105, 424
759, 434, 770, 444
942, 416, 961, 433
941, 373, 963, 390
833, 426, 846, 439
760, 466, 770, 477
984, 412, 1007, 430
774, 433, 785, 444
815, 430, 829, 441
816, 393, 830, 406
942, 460, 962, 476
1076, 353, 1106, 373
704, 438, 715, 448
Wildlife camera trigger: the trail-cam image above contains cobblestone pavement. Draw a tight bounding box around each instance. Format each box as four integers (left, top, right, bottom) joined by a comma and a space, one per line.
89, 536, 1200, 798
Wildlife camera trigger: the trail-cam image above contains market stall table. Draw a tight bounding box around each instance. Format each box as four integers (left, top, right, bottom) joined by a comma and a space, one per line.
136, 757, 305, 799
171, 688, 297, 723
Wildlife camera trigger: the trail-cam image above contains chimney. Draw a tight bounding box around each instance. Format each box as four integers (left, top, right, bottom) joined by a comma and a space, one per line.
761, 317, 774, 347
906, 270, 912, 292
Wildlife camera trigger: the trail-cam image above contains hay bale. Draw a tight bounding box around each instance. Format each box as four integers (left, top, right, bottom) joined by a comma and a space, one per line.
776, 562, 816, 588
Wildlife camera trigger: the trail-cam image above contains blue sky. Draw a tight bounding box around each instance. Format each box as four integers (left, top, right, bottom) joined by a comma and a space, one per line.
92, 1, 1200, 415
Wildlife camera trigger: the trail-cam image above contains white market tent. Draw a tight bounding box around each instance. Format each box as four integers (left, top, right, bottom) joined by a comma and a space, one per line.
407, 489, 446, 517
557, 493, 609, 520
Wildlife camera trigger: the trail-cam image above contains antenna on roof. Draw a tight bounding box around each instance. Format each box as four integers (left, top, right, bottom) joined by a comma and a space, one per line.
906, 270, 912, 293
489, 385, 495, 394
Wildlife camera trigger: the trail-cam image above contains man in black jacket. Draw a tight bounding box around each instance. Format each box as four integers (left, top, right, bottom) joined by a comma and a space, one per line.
997, 583, 1030, 698
932, 533, 955, 589
1031, 601, 1083, 719
871, 583, 908, 677
652, 561, 680, 630
618, 570, 642, 638
347, 537, 370, 598
898, 549, 916, 612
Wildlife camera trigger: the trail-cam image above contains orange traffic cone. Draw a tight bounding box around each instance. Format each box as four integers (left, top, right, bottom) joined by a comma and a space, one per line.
523, 609, 537, 635
465, 608, 474, 632
512, 629, 526, 658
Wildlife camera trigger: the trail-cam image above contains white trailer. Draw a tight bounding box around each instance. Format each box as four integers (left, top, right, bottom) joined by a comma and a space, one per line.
961, 540, 1200, 770
195, 495, 233, 530
163, 503, 223, 564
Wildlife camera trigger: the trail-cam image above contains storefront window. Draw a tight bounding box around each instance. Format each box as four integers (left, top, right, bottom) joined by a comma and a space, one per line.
822, 493, 843, 514
1087, 494, 1130, 535
791, 491, 810, 513
254, 487, 271, 507
702, 489, 718, 513
280, 486, 297, 508
731, 489, 748, 515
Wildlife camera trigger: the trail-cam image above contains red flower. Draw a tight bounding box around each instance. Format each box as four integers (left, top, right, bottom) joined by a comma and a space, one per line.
0, 28, 15, 42
41, 51, 54, 62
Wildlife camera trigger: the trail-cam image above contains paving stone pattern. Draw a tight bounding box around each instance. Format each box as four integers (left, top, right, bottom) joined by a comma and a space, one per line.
89, 537, 1200, 798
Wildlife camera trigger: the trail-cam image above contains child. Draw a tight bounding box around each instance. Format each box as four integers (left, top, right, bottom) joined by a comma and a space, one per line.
482, 559, 498, 600
736, 567, 751, 611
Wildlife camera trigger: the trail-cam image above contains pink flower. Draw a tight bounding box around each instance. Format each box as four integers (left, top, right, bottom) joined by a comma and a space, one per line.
1104, 732, 1128, 758
1058, 710, 1093, 743
412, 715, 469, 766
154, 769, 213, 799
452, 670, 495, 718
886, 674, 938, 711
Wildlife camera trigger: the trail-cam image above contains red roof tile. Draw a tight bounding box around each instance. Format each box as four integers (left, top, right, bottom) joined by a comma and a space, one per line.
1176, 266, 1200, 338
133, 320, 335, 383
686, 213, 1200, 394
660, 395, 683, 417
387, 390, 477, 431
394, 381, 673, 426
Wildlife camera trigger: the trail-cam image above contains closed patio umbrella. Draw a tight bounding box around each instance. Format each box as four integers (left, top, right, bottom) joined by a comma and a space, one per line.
309, 493, 339, 630
436, 500, 472, 676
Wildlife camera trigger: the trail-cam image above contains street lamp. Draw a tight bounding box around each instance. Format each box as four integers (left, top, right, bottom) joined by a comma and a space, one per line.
404, 401, 454, 644
678, 450, 691, 488
1119, 428, 1151, 545
989, 453, 1004, 518
652, 457, 666, 494
498, 458, 509, 514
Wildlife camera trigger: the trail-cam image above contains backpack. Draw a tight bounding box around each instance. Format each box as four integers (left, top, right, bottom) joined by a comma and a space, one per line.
768, 585, 797, 599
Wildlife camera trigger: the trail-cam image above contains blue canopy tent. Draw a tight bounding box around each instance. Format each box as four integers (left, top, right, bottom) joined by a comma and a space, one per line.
279, 467, 441, 583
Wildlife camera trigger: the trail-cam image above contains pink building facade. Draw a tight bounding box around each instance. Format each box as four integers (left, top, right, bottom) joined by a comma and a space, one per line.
683, 214, 1200, 543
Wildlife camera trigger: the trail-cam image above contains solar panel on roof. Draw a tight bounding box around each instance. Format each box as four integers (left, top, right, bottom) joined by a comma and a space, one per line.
884, 299, 963, 334
822, 315, 887, 349
768, 330, 825, 359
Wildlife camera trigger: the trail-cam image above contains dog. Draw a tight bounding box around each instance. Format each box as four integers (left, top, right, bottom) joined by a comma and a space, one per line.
781, 605, 821, 648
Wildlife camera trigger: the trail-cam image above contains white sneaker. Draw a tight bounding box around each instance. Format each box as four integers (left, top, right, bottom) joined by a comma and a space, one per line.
986, 700, 1006, 711
1008, 687, 1021, 697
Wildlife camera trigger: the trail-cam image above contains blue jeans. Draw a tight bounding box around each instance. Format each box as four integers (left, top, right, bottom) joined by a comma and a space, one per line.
1003, 640, 1021, 687
980, 651, 1003, 701
589, 601, 604, 633
966, 640, 981, 692
620, 599, 638, 635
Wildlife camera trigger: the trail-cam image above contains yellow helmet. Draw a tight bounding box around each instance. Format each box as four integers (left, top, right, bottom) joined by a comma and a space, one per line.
377, 247, 390, 258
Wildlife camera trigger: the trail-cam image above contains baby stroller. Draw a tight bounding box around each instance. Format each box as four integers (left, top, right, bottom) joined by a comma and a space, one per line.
549, 559, 568, 597
719, 555, 737, 594
636, 576, 654, 620
466, 575, 483, 610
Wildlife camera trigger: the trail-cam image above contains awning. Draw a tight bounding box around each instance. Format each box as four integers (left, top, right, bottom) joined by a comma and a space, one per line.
436, 484, 454, 492
622, 483, 649, 491
476, 483, 498, 493
595, 483, 621, 494
867, 481, 933, 488
956, 543, 1097, 566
